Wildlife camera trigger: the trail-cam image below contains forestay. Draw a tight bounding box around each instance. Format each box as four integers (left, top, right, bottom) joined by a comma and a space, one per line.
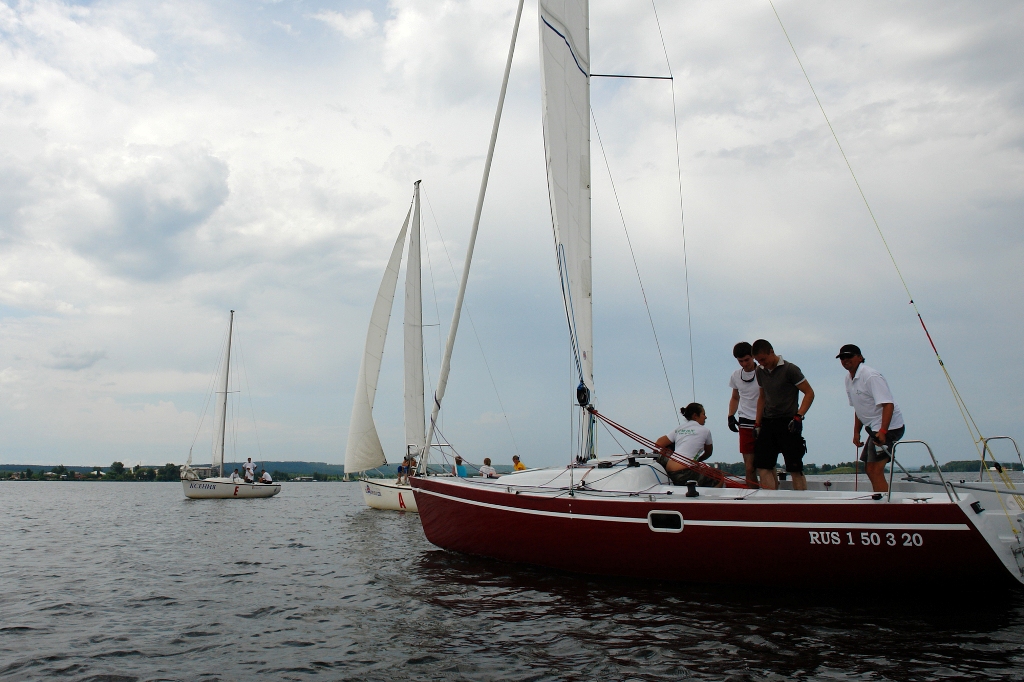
540, 0, 593, 391
345, 206, 412, 474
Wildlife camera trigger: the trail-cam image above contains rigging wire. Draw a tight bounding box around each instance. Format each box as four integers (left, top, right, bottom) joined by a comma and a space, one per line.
233, 323, 265, 464
187, 321, 230, 459
591, 108, 679, 424
650, 0, 696, 402
421, 187, 521, 458
767, 0, 1019, 531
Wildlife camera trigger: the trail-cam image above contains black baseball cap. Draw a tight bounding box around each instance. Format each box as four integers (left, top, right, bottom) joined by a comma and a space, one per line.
836, 344, 862, 359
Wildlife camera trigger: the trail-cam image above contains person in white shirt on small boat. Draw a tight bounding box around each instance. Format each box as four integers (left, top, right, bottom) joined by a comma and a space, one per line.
243, 458, 256, 483
478, 458, 498, 478
231, 469, 242, 483
260, 470, 273, 484
727, 341, 760, 485
655, 403, 718, 487
838, 344, 906, 493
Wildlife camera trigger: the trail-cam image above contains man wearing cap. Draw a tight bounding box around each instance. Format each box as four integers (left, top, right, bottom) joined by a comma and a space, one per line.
751, 339, 815, 490
838, 344, 905, 493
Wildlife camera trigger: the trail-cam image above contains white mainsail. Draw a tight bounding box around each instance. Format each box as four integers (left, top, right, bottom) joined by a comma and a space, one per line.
404, 182, 426, 456
211, 310, 234, 476
540, 0, 593, 392
345, 205, 412, 474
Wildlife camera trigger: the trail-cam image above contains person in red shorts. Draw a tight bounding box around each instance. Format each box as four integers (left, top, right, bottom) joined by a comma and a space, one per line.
727, 341, 760, 485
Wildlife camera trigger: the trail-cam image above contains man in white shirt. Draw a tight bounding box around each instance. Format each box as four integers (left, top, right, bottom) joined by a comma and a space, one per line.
655, 403, 716, 487
838, 344, 906, 492
727, 341, 760, 485
260, 470, 273, 484
478, 457, 498, 478
243, 458, 256, 483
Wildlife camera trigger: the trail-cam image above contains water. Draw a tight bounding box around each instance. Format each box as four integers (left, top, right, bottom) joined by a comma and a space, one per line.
2, 481, 1023, 681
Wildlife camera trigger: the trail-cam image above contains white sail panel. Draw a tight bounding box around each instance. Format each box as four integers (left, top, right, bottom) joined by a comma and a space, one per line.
345, 206, 412, 474
403, 183, 426, 456
540, 0, 593, 390
211, 379, 225, 470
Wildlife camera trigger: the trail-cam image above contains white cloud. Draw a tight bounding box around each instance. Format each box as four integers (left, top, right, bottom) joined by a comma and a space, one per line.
312, 9, 377, 40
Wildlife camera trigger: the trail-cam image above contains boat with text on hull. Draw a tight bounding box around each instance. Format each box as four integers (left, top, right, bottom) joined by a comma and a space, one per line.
412, 457, 1024, 587
409, 0, 1024, 587
181, 310, 281, 500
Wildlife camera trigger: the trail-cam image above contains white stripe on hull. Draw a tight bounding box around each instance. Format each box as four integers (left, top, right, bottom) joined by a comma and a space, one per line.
362, 478, 418, 512
183, 479, 281, 499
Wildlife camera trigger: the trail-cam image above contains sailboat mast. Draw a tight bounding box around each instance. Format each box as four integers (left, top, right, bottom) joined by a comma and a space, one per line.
404, 181, 426, 462
421, 0, 525, 474
219, 310, 234, 479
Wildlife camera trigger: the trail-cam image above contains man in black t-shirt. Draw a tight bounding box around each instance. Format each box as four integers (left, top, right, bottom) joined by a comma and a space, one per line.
751, 339, 815, 490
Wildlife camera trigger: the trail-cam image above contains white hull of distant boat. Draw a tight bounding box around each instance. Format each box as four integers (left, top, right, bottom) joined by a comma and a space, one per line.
362, 478, 418, 512
182, 478, 281, 499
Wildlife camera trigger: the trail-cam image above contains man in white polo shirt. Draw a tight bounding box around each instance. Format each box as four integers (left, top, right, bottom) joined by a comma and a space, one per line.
838, 344, 906, 492
727, 341, 760, 485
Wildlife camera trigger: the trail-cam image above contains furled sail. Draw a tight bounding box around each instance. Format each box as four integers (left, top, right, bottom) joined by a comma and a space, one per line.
345, 206, 412, 474
404, 182, 426, 456
540, 0, 593, 392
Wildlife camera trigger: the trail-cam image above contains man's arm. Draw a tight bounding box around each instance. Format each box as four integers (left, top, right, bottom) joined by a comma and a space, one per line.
876, 403, 894, 444
729, 389, 739, 416
853, 414, 863, 447
755, 388, 765, 425
795, 380, 814, 417
655, 435, 672, 454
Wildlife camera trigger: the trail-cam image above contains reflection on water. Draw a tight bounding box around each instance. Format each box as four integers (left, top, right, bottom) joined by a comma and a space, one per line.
1, 481, 1022, 681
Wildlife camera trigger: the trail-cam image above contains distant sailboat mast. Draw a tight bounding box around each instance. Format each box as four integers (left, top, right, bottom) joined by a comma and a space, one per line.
404, 181, 426, 459
213, 310, 235, 479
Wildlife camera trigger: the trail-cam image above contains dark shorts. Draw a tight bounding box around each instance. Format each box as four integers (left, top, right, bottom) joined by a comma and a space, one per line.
657, 457, 719, 487
738, 417, 756, 455
753, 417, 806, 473
861, 425, 905, 463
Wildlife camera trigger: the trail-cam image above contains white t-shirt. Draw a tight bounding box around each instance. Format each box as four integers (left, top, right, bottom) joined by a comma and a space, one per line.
667, 420, 713, 460
478, 465, 497, 478
845, 363, 905, 431
261, 471, 272, 483
243, 461, 256, 475
728, 368, 760, 420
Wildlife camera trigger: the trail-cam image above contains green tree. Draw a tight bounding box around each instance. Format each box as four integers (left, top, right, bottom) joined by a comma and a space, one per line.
157, 463, 180, 481
108, 462, 125, 480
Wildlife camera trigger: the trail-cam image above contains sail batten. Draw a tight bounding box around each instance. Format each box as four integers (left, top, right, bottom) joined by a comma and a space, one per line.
345, 204, 412, 474
540, 0, 593, 391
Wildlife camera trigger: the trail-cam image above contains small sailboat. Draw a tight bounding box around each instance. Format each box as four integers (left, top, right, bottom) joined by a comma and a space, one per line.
411, 0, 1024, 587
181, 310, 281, 499
345, 181, 426, 512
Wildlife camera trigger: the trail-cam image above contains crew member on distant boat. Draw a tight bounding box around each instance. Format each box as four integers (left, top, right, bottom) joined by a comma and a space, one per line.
752, 339, 814, 490
512, 455, 526, 471
655, 403, 719, 487
452, 456, 467, 477
396, 458, 408, 485
479, 458, 498, 478
406, 457, 417, 482
260, 470, 273, 484
231, 468, 243, 483
727, 341, 760, 485
244, 458, 256, 483
838, 344, 906, 493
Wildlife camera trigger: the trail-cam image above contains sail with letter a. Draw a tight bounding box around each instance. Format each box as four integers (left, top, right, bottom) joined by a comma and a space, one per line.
540, 0, 593, 392
345, 205, 412, 474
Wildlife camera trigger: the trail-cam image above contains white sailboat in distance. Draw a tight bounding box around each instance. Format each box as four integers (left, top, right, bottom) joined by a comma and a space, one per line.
181, 310, 281, 499
345, 181, 427, 512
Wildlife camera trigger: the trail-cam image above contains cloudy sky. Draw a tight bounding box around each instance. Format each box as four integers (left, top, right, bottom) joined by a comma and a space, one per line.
0, 0, 1021, 470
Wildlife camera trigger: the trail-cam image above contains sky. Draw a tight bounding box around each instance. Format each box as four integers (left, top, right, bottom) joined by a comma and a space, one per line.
0, 0, 1021, 470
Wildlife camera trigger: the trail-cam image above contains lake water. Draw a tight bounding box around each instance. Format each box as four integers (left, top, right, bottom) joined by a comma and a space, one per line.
2, 481, 1023, 681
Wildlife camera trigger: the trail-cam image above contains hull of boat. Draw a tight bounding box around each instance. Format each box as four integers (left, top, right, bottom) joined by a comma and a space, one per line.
412, 476, 1024, 587
363, 478, 418, 512
183, 479, 281, 499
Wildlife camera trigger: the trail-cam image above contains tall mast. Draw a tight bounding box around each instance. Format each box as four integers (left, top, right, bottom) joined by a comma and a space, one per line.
218, 310, 234, 478
421, 0, 525, 473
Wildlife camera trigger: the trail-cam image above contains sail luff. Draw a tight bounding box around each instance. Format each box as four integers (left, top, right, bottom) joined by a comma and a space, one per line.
540, 0, 593, 391
421, 0, 526, 474
404, 181, 426, 456
345, 201, 413, 474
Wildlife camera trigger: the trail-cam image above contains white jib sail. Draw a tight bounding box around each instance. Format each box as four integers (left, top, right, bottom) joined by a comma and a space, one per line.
345, 204, 412, 474
404, 182, 426, 456
540, 0, 593, 391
